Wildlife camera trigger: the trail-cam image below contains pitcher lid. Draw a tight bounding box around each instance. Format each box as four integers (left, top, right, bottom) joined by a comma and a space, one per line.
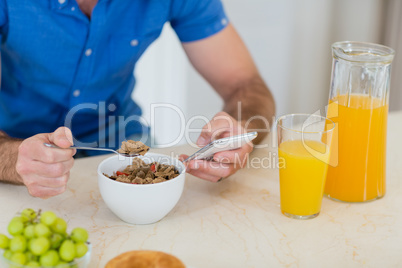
332, 41, 395, 64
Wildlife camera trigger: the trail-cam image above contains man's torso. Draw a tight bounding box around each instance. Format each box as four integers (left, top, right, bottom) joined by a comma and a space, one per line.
0, 0, 228, 148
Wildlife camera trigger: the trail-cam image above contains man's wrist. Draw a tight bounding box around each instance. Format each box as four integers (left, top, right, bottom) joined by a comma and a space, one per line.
0, 132, 23, 184
222, 75, 275, 145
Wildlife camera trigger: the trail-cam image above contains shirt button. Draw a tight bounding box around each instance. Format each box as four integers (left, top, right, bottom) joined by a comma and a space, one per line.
130, 39, 138, 47
58, 0, 66, 4
221, 18, 228, 26
85, 49, 92, 56
73, 90, 80, 97
71, 7, 75, 11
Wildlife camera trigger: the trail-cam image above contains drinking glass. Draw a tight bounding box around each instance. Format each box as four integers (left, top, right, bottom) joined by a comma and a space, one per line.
277, 114, 335, 219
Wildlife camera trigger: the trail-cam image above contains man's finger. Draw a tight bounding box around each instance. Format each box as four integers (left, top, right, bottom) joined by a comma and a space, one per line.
213, 153, 249, 168
33, 159, 74, 178
197, 112, 242, 147
25, 172, 70, 189
48, 127, 74, 148
178, 154, 189, 163
186, 168, 222, 182
197, 126, 230, 147
27, 184, 67, 199
18, 137, 75, 164
187, 160, 237, 179
213, 145, 252, 164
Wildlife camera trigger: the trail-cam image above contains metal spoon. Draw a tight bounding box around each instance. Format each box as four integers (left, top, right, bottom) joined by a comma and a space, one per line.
43, 143, 140, 157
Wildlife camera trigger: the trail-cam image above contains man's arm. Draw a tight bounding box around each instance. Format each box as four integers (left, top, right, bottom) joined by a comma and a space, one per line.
182, 23, 275, 144
179, 23, 275, 182
0, 132, 23, 184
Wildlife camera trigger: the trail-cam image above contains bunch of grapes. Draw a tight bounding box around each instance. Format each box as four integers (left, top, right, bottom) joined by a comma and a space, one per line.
0, 208, 89, 267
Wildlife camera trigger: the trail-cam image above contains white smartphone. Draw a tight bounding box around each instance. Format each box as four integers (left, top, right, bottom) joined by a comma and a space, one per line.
183, 132, 258, 162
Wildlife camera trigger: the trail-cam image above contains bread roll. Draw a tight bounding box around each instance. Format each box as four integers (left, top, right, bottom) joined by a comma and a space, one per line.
105, 250, 186, 268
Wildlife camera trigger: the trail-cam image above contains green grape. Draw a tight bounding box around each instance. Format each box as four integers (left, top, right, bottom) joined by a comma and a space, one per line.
24, 224, 36, 239
3, 249, 13, 260
34, 223, 51, 237
51, 217, 68, 234
21, 208, 37, 220
25, 261, 41, 267
0, 233, 10, 249
50, 233, 64, 249
40, 211, 57, 226
20, 216, 31, 224
11, 216, 28, 223
29, 237, 50, 256
25, 251, 37, 262
9, 235, 27, 253
4, 209, 90, 267
75, 242, 88, 258
59, 239, 76, 262
7, 220, 24, 236
55, 262, 70, 268
28, 238, 34, 250
39, 249, 60, 267
70, 227, 88, 243
10, 252, 27, 265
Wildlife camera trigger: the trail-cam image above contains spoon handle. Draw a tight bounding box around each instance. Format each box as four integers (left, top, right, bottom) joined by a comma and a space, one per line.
43, 143, 117, 154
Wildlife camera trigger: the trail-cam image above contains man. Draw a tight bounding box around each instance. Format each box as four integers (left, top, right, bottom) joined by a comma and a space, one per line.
0, 0, 275, 198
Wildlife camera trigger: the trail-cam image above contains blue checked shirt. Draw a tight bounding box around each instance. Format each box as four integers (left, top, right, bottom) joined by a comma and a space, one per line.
0, 0, 228, 149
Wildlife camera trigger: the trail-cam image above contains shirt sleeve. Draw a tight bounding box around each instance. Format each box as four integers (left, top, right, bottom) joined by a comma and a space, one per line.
169, 0, 229, 43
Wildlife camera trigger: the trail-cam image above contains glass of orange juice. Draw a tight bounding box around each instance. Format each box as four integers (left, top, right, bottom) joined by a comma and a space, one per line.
277, 114, 335, 220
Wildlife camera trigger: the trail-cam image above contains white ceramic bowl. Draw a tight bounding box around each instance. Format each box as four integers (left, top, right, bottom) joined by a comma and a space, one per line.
97, 153, 186, 225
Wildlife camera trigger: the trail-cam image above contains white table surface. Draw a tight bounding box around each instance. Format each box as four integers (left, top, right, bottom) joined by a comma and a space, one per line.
1, 111, 402, 268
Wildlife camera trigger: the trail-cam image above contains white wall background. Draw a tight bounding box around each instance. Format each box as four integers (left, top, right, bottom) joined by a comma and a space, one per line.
133, 0, 390, 147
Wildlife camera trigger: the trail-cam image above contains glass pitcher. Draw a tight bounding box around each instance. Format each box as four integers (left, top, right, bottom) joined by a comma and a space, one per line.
324, 41, 395, 202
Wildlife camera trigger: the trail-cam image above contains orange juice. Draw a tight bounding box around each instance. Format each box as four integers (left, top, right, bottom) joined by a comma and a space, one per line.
279, 140, 330, 217
325, 94, 388, 202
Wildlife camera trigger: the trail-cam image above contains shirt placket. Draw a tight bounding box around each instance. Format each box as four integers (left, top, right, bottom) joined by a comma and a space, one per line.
49, 0, 89, 108
52, 0, 106, 108
51, 0, 80, 16
69, 3, 99, 107
69, 41, 93, 106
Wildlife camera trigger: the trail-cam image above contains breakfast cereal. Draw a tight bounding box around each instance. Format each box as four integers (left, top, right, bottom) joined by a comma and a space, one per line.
105, 158, 180, 184
117, 140, 149, 156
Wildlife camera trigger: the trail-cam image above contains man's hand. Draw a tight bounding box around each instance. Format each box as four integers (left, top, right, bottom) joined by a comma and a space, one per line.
179, 112, 253, 182
15, 127, 76, 198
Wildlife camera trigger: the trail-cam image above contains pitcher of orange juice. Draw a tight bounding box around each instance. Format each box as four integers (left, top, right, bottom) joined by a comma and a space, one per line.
325, 41, 395, 202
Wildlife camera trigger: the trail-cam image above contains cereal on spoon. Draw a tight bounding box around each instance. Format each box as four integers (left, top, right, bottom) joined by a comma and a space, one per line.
105, 140, 179, 184
117, 140, 150, 156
